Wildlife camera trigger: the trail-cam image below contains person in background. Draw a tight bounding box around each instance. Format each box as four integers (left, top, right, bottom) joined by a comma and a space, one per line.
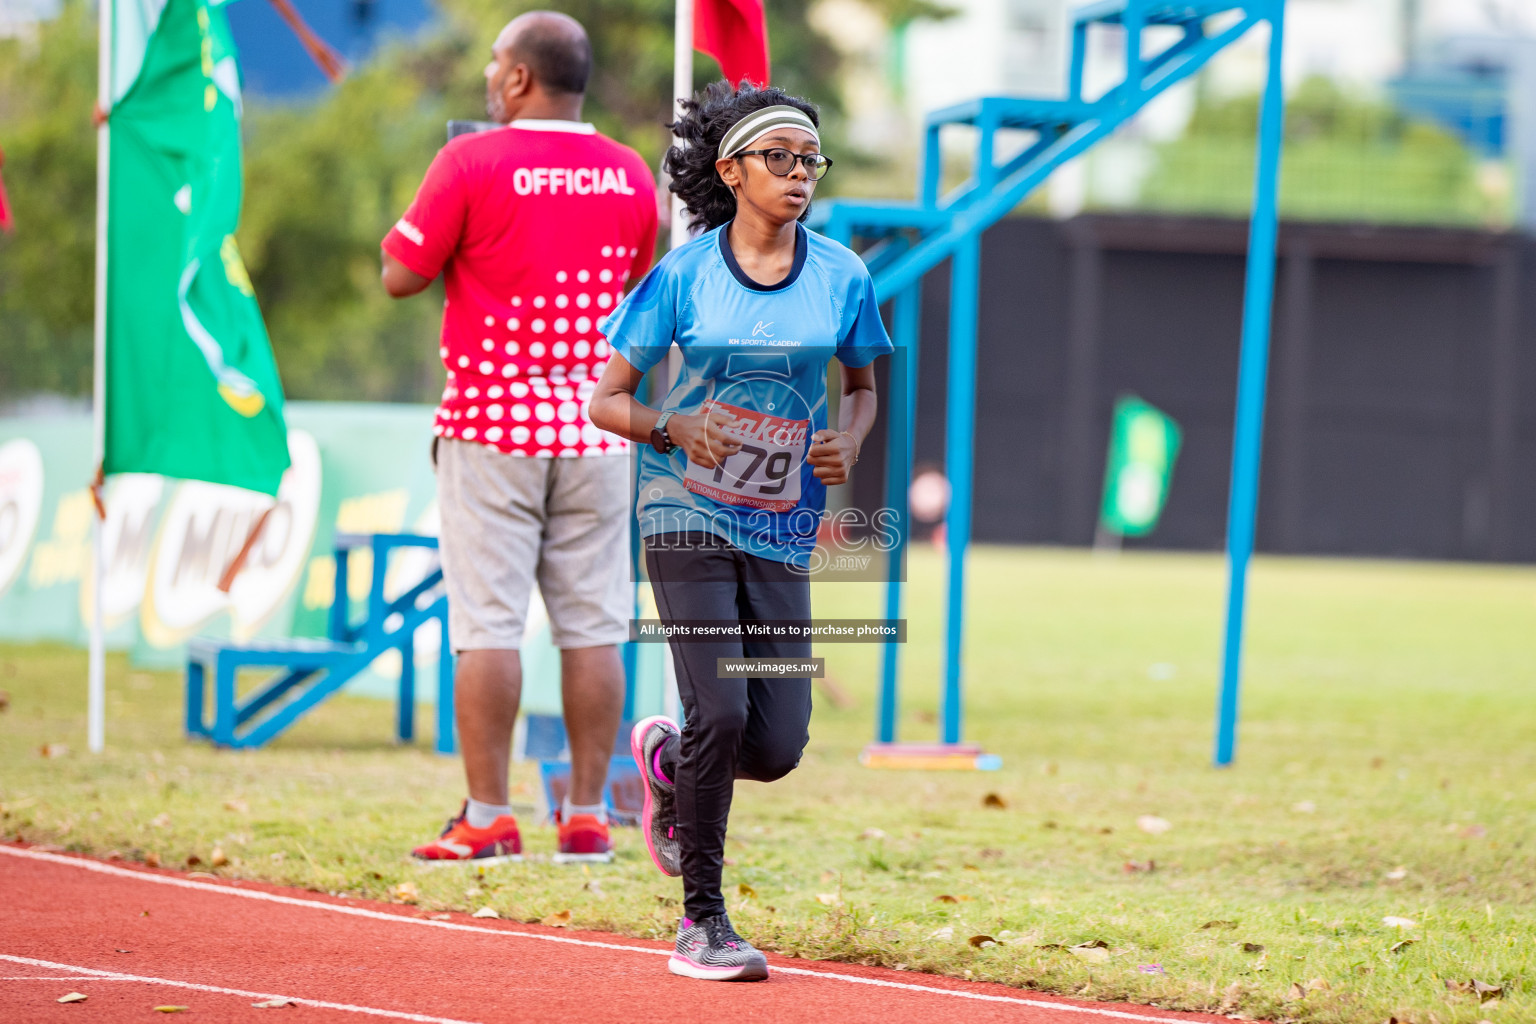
380, 10, 658, 865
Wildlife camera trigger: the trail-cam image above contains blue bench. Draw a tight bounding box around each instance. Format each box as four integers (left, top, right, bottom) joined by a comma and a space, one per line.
185, 532, 456, 753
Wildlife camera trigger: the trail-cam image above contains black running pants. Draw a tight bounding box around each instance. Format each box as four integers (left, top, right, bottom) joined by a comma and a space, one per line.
644, 532, 813, 920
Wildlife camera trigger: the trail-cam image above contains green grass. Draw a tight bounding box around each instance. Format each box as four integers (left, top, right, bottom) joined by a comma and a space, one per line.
3, 546, 1533, 1024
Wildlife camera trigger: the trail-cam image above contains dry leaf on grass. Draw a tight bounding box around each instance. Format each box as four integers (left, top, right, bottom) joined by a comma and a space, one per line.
1473, 980, 1504, 1002
982, 792, 1008, 809
737, 883, 756, 898
1201, 920, 1236, 930
1460, 824, 1488, 839
144, 853, 161, 868
39, 742, 69, 758
210, 847, 228, 868
185, 854, 202, 867
0, 689, 10, 712
224, 799, 249, 814
928, 926, 954, 940
1385, 866, 1407, 880
252, 999, 296, 1009
150, 813, 171, 828
58, 992, 88, 1003
935, 894, 958, 903
393, 882, 419, 903
1292, 800, 1317, 814
968, 935, 995, 948
1307, 978, 1330, 990
540, 909, 572, 928
1286, 982, 1307, 1001
1241, 942, 1265, 953
1390, 940, 1414, 953
816, 893, 842, 907
1069, 945, 1109, 964
1136, 815, 1171, 835
472, 906, 499, 919
1123, 859, 1155, 873
1382, 916, 1417, 929
857, 828, 887, 841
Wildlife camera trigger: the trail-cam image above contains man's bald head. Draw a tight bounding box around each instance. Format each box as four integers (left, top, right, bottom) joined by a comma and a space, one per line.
494, 11, 592, 95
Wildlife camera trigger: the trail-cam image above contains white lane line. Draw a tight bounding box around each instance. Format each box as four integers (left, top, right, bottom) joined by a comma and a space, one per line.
0, 954, 481, 1024
1, 976, 144, 981
0, 845, 1220, 1024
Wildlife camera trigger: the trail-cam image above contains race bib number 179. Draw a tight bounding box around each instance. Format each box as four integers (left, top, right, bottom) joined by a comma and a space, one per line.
682, 399, 808, 512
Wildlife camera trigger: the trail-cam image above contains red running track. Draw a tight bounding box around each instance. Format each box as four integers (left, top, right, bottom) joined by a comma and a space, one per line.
1, 844, 1255, 1024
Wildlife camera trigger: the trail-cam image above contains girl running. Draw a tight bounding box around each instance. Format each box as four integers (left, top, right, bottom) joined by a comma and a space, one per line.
589, 81, 892, 981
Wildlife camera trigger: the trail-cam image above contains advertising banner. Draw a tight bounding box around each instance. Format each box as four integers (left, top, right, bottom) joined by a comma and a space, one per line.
0, 402, 677, 716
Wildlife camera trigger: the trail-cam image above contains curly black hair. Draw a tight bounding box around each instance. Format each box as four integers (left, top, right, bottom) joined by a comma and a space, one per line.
664, 80, 821, 233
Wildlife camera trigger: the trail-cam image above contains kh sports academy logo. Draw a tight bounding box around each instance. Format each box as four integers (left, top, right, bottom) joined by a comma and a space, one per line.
727, 321, 800, 348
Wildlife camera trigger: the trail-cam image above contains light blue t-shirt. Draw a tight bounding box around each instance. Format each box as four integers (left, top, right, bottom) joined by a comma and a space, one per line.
600, 222, 893, 567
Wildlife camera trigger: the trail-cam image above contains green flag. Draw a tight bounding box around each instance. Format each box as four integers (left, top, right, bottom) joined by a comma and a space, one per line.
1099, 395, 1182, 538
103, 0, 289, 495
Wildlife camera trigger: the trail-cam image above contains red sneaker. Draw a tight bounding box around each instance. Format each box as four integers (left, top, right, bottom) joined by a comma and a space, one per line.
411, 802, 522, 864
553, 811, 613, 864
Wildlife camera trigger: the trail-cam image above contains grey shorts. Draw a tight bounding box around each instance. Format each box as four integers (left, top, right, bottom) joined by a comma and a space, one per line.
436, 440, 632, 652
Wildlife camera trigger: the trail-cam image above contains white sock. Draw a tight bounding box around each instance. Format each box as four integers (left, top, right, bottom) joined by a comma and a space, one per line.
562, 797, 607, 824
465, 798, 512, 829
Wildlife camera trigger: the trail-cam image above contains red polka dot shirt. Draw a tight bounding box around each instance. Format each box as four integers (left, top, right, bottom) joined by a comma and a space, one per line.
382, 120, 659, 457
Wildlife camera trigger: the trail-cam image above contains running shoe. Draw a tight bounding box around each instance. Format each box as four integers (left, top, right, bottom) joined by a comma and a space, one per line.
410, 802, 522, 864
668, 913, 769, 982
630, 714, 682, 877
553, 811, 614, 864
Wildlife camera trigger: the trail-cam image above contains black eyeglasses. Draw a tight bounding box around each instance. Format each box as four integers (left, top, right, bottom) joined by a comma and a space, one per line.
735, 148, 834, 180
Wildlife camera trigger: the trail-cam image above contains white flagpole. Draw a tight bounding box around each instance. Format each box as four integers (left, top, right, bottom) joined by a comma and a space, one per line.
88, 0, 112, 755
670, 0, 693, 251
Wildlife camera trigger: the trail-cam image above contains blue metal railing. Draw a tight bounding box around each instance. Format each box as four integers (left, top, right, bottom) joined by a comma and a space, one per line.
815, 0, 1289, 766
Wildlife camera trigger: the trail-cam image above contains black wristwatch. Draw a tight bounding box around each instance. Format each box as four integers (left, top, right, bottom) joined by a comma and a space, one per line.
650, 411, 678, 454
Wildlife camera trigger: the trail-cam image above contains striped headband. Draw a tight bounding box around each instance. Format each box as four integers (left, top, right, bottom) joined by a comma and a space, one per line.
717, 105, 820, 161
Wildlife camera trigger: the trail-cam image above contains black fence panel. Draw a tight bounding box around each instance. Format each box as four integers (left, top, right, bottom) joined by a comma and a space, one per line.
860, 213, 1534, 564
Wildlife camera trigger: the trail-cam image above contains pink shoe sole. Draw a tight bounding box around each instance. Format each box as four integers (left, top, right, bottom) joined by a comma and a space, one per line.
630, 714, 680, 877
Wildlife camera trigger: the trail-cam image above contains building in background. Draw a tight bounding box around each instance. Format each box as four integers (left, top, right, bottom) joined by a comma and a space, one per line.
1, 0, 433, 92
226, 0, 435, 97
0, 0, 60, 38
854, 0, 1536, 227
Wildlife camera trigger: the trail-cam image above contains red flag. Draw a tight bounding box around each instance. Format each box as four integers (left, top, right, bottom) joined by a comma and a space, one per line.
0, 146, 12, 233
694, 0, 770, 87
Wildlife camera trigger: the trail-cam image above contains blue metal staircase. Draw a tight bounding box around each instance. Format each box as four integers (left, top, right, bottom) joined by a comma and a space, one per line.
185, 532, 456, 752
814, 0, 1288, 766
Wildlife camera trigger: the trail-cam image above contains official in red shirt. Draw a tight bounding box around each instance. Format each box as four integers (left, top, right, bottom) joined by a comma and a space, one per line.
381, 10, 658, 865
